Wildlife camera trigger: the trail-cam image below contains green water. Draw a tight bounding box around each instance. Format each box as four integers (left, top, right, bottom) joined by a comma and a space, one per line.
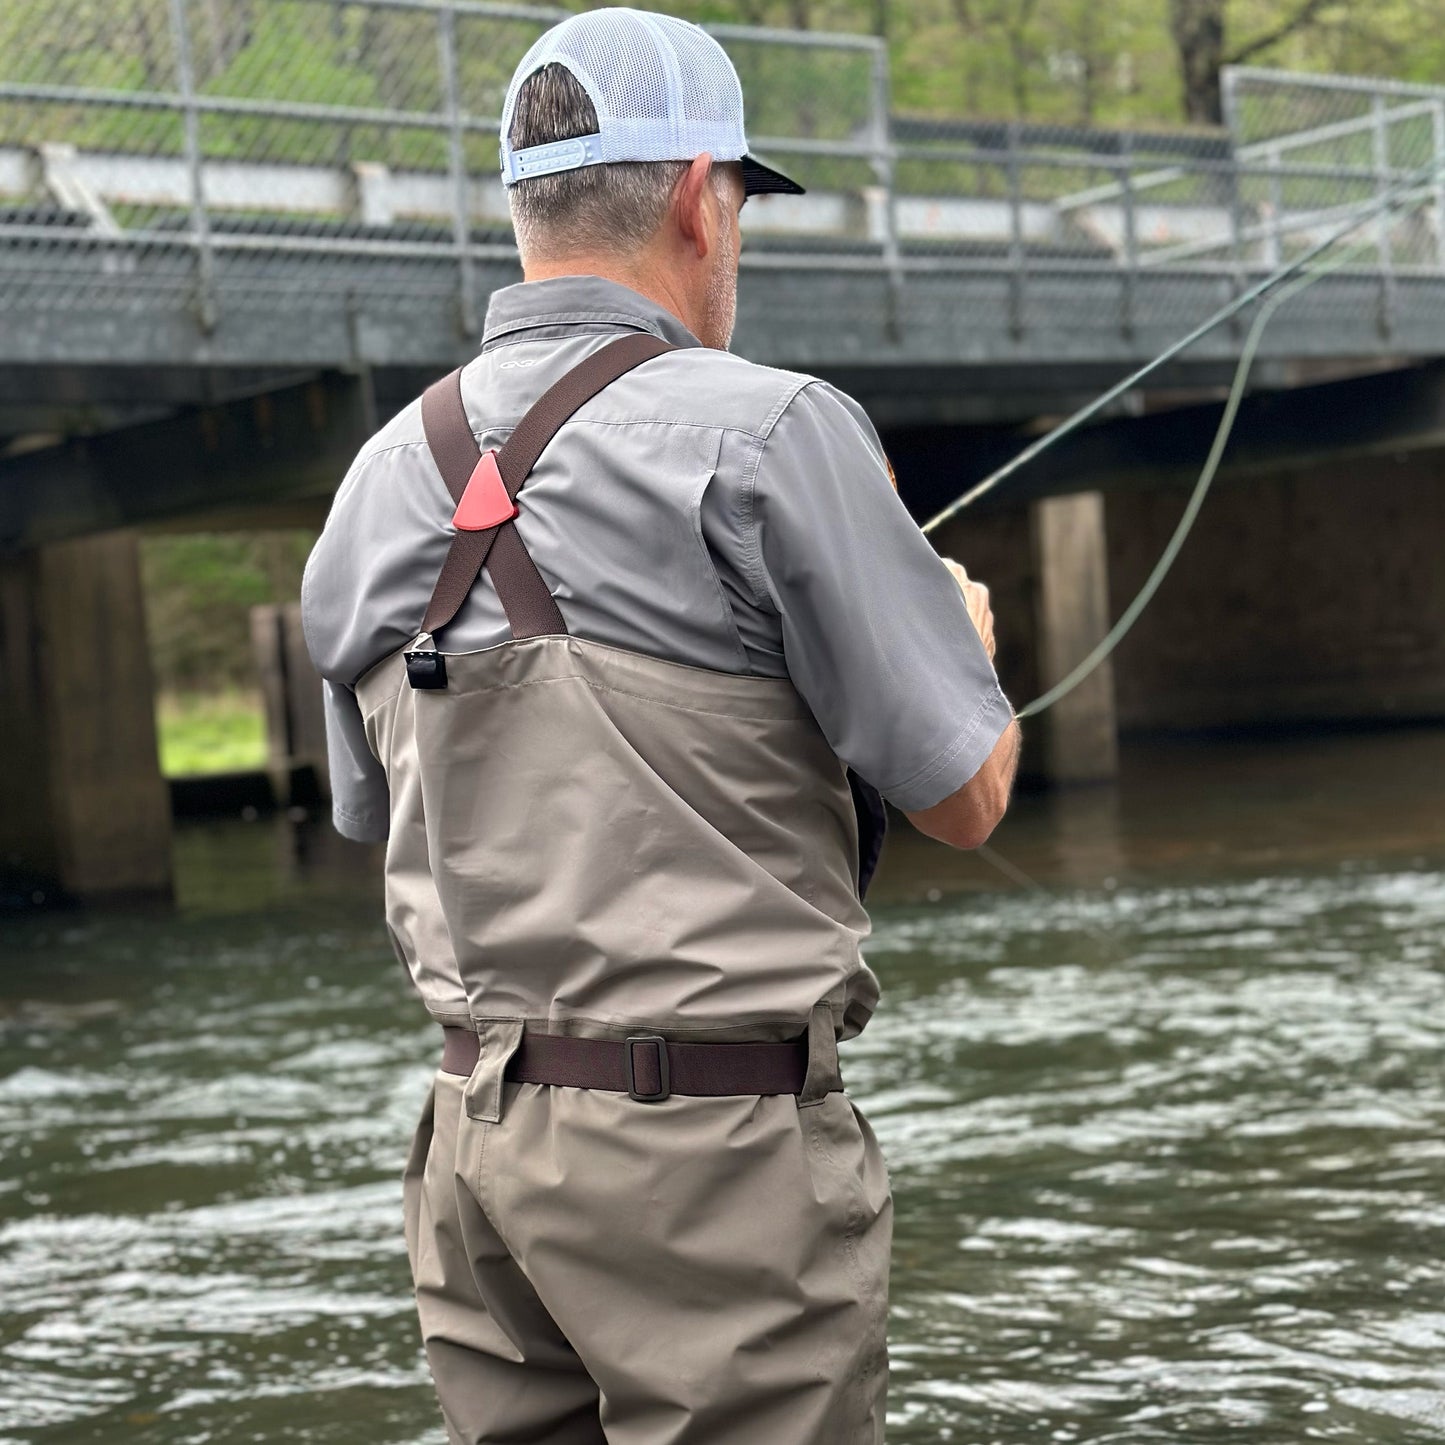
3, 728, 1444, 1444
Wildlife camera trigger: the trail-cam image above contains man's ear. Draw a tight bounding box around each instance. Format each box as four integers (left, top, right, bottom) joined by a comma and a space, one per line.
674, 153, 716, 260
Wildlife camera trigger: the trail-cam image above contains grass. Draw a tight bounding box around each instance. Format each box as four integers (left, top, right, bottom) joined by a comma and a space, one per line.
155, 690, 268, 777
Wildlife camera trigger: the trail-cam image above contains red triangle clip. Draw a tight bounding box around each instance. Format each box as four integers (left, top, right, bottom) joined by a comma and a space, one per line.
453, 449, 518, 531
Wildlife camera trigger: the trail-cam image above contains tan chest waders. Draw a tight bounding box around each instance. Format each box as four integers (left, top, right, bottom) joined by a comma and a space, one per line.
366, 338, 893, 1443
357, 335, 888, 1051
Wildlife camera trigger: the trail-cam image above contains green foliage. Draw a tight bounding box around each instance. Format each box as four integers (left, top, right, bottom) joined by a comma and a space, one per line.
155, 689, 268, 776
194, 3, 452, 169
4, 0, 1442, 163
1, 0, 1442, 212
0, 0, 172, 90
0, 0, 184, 152
141, 531, 314, 693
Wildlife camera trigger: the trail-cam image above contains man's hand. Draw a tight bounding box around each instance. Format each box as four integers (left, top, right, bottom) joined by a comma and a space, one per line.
942, 559, 996, 660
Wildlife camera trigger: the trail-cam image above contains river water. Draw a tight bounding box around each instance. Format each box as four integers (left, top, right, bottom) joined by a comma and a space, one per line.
2, 727, 1444, 1445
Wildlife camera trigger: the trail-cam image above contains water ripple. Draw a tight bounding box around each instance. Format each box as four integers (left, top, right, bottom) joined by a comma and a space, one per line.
2, 845, 1444, 1441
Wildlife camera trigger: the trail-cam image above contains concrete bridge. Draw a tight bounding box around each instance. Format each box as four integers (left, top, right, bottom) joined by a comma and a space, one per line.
2, 0, 1444, 903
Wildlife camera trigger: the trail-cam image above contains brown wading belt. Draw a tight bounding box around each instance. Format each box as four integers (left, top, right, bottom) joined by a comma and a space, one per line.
439, 1027, 810, 1101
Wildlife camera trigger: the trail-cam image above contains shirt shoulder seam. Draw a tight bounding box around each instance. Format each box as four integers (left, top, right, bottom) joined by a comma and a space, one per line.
738, 376, 826, 604
757, 375, 821, 444
349, 434, 432, 471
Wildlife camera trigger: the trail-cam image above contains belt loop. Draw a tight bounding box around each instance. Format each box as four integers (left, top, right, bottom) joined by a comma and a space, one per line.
798, 1001, 840, 1109
463, 1018, 524, 1123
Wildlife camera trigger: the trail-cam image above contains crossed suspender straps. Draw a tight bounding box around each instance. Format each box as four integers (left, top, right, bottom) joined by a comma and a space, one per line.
417, 332, 675, 643
409, 329, 888, 898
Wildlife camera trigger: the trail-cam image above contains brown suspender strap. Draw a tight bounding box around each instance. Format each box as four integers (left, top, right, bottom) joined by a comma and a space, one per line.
419, 332, 676, 641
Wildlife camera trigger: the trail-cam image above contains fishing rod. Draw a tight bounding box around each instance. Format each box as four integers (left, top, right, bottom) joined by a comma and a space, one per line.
1016, 232, 1370, 722
929, 158, 1445, 896
969, 241, 1373, 900
919, 153, 1445, 723
921, 152, 1445, 536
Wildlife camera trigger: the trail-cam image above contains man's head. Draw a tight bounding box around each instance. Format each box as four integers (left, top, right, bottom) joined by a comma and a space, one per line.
499, 8, 803, 350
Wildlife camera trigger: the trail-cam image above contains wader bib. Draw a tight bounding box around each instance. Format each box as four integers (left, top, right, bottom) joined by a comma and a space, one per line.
356, 337, 892, 1444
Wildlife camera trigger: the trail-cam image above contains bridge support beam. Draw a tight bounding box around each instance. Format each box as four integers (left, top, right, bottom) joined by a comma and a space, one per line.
0, 531, 172, 905
1029, 490, 1119, 783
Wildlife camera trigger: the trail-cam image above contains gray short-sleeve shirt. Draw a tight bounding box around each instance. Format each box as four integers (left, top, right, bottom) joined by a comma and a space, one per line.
302, 276, 1012, 843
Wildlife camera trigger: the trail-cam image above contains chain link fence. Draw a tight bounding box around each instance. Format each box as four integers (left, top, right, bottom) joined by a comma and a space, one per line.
890, 71, 1445, 338
2, 0, 1443, 347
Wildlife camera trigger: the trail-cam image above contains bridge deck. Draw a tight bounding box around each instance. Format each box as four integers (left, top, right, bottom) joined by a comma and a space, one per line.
3, 6, 1445, 388
4, 237, 1443, 387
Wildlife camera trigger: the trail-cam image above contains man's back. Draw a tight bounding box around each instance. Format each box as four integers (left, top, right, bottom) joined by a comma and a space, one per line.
307, 275, 824, 688
304, 276, 1012, 851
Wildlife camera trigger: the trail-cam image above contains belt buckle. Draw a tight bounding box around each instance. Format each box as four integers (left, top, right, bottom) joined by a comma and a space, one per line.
624, 1035, 670, 1102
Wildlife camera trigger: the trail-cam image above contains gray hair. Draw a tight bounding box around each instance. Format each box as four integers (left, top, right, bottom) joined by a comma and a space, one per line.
506, 63, 716, 263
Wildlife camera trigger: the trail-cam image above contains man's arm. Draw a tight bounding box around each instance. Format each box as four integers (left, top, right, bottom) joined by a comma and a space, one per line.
906, 719, 1019, 849
319, 678, 392, 843
906, 560, 1019, 849
747, 381, 1017, 824
300, 434, 429, 844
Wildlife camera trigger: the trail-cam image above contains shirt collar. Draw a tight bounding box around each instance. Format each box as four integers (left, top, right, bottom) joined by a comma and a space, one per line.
481, 275, 703, 351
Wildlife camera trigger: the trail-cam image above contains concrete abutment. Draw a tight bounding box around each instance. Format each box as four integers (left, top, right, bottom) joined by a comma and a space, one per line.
1, 530, 172, 905
1106, 452, 1445, 729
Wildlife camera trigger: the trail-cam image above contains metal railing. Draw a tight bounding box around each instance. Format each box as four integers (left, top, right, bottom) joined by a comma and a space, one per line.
1, 0, 1443, 342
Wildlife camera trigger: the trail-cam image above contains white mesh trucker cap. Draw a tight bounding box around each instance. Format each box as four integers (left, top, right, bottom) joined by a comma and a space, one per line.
499, 7, 805, 197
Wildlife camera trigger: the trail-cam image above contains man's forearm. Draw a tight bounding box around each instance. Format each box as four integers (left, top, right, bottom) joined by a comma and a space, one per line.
905, 716, 1020, 850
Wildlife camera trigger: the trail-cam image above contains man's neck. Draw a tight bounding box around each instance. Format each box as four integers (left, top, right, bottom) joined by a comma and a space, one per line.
523, 256, 697, 341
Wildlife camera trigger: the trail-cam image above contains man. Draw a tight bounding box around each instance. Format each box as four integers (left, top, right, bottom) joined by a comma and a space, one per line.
302, 8, 1018, 1442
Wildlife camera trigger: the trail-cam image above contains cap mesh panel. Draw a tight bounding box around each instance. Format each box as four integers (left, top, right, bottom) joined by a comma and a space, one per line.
501, 7, 750, 174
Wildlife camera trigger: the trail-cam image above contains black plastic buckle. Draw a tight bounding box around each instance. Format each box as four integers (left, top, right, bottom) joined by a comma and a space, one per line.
624, 1035, 670, 1102
404, 650, 447, 690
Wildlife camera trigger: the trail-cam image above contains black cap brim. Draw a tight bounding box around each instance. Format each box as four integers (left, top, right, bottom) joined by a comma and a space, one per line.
741, 154, 805, 197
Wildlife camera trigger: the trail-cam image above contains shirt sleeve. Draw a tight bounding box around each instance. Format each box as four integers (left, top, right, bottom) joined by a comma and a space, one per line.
746, 381, 1014, 812
321, 679, 391, 843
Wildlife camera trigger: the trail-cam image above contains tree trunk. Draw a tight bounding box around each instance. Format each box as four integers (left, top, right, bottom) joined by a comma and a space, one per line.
134, 0, 163, 88
1075, 3, 1100, 125
1003, 0, 1038, 119
1169, 0, 1226, 125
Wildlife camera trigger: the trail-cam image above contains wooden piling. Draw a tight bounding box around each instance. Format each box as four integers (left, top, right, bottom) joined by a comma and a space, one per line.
1029, 491, 1120, 783
250, 601, 329, 807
